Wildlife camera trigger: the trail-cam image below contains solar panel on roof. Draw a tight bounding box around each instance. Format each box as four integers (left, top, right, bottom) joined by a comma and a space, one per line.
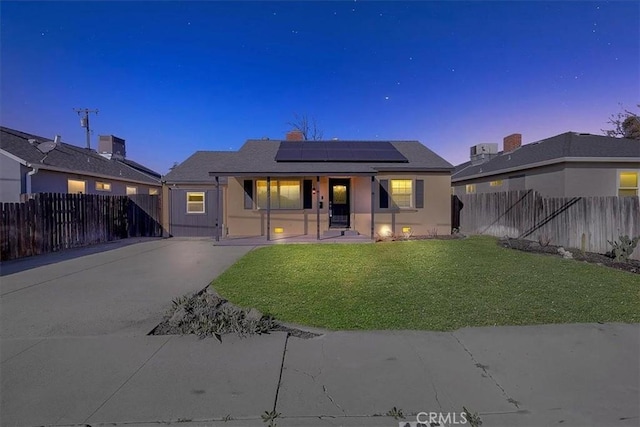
275, 141, 408, 163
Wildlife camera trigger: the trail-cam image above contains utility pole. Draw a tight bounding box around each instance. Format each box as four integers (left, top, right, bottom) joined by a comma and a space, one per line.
73, 108, 99, 149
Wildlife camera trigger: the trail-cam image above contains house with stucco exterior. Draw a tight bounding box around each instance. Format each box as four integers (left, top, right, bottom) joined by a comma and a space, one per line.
163, 131, 453, 240
452, 132, 640, 198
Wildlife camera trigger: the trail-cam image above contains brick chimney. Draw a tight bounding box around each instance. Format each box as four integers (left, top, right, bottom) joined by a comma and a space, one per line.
503, 133, 522, 152
286, 130, 304, 141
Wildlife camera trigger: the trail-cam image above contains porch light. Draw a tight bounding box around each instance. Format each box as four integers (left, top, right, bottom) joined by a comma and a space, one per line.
274, 227, 284, 233
402, 227, 411, 233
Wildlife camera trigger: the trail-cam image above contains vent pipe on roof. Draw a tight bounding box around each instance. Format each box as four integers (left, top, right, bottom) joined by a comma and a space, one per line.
54, 135, 62, 145
28, 138, 37, 145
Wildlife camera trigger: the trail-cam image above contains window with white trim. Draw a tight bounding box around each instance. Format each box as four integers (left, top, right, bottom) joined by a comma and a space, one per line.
618, 172, 638, 197
466, 184, 476, 194
68, 179, 86, 194
256, 179, 301, 209
490, 180, 503, 187
126, 186, 138, 195
186, 192, 205, 213
149, 188, 159, 195
390, 179, 412, 208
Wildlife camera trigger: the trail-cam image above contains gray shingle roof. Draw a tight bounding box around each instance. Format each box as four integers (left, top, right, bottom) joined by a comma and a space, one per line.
164, 151, 237, 183
166, 139, 452, 181
452, 132, 640, 181
0, 126, 161, 185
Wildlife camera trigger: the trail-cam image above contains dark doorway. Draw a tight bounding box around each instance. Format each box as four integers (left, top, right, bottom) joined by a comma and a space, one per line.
329, 179, 350, 228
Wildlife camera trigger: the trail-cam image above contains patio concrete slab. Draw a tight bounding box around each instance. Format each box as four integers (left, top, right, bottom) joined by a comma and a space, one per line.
0, 335, 170, 427
0, 239, 254, 338
87, 333, 287, 424
277, 331, 514, 419
452, 323, 640, 427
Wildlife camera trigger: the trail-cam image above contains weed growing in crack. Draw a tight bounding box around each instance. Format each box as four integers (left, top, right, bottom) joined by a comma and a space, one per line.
261, 409, 281, 427
222, 414, 233, 422
463, 406, 483, 427
386, 406, 405, 420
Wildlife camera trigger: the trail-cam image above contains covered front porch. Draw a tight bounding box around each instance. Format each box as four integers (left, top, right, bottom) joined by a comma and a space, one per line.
217, 174, 378, 241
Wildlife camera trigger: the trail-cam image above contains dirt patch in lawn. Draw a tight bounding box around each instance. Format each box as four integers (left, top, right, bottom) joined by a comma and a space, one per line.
149, 287, 320, 340
499, 237, 640, 275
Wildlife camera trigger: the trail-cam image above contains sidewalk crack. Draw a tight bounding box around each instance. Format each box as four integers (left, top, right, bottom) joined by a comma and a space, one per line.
272, 332, 290, 414
81, 336, 172, 424
0, 338, 45, 365
322, 384, 346, 415
402, 333, 443, 412
450, 332, 520, 409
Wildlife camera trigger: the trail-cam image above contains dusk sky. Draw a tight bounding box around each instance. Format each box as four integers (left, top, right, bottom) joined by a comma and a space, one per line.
1, 1, 638, 175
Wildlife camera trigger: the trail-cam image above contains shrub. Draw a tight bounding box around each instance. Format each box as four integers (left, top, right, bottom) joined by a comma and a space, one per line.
607, 235, 640, 262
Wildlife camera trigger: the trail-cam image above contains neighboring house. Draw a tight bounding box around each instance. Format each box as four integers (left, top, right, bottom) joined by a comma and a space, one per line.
163, 131, 453, 240
0, 126, 161, 202
452, 132, 640, 198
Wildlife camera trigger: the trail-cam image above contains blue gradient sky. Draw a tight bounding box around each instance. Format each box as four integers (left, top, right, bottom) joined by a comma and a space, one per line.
1, 1, 638, 174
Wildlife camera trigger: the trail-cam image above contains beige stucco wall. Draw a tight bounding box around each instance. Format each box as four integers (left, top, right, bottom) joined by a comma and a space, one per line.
225, 173, 451, 238
226, 176, 328, 237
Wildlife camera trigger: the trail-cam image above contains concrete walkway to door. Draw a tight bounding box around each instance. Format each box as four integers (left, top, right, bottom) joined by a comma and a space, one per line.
0, 238, 255, 338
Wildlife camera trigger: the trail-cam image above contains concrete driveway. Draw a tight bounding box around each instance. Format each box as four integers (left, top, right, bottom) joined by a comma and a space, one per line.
0, 238, 254, 338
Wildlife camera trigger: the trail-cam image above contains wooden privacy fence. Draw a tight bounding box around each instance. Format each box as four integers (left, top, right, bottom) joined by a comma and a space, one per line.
459, 190, 640, 260
0, 193, 162, 261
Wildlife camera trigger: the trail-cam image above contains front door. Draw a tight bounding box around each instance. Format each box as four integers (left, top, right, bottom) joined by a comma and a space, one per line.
329, 179, 350, 228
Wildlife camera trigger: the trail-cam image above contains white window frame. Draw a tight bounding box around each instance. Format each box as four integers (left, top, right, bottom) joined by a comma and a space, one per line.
466, 184, 476, 194
186, 192, 206, 214
126, 186, 138, 195
618, 171, 638, 197
68, 179, 86, 194
149, 188, 159, 195
490, 180, 503, 187
390, 179, 413, 208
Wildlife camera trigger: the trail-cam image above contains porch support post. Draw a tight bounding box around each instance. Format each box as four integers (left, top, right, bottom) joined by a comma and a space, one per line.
316, 175, 320, 240
266, 176, 271, 241
215, 176, 220, 242
370, 175, 375, 240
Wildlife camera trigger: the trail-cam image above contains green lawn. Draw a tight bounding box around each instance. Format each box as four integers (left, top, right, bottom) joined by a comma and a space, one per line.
211, 236, 640, 331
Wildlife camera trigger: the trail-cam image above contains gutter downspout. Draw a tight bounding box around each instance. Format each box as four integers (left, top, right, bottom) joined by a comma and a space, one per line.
26, 164, 38, 195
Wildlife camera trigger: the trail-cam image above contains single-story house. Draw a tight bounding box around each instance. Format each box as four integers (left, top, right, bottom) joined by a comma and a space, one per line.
0, 126, 161, 202
452, 132, 640, 198
163, 131, 453, 240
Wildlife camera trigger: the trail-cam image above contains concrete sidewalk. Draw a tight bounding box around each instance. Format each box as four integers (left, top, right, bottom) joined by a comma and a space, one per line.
1, 323, 638, 427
